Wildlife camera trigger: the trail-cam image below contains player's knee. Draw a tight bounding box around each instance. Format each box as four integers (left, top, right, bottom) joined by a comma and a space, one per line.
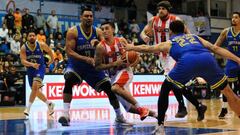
63, 72, 81, 94
215, 80, 228, 91
111, 84, 122, 94
99, 81, 112, 92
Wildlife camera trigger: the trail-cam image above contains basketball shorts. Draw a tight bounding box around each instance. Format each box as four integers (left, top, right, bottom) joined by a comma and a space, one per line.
64, 64, 109, 92
167, 52, 227, 90
111, 67, 134, 111
225, 60, 240, 82
27, 67, 45, 87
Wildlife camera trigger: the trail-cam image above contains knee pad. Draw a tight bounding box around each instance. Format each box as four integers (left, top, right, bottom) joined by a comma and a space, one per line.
63, 72, 82, 94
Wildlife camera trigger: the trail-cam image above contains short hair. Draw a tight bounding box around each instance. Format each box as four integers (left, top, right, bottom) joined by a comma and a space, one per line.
157, 1, 172, 11
81, 7, 92, 15
233, 12, 240, 17
101, 21, 115, 29
26, 29, 37, 36
169, 20, 185, 34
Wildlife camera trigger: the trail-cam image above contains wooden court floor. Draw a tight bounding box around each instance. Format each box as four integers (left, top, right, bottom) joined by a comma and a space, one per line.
0, 98, 239, 135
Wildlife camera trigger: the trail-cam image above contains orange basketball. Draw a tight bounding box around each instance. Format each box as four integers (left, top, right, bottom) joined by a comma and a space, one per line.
121, 51, 140, 67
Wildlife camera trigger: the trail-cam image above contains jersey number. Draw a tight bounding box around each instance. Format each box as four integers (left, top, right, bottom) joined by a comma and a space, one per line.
232, 46, 238, 52
84, 50, 91, 57
176, 36, 198, 47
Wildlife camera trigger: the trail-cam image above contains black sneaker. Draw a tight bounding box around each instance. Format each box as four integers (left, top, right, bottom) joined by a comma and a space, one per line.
58, 116, 70, 126
175, 107, 188, 118
197, 105, 207, 121
218, 108, 228, 119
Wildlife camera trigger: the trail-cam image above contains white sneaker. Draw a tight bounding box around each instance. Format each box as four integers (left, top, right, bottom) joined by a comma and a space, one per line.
58, 115, 70, 126
115, 114, 134, 126
24, 108, 29, 116
48, 102, 55, 115
152, 124, 165, 135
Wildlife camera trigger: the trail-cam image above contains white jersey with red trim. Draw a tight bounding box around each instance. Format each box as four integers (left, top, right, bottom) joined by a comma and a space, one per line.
101, 37, 124, 77
152, 14, 178, 75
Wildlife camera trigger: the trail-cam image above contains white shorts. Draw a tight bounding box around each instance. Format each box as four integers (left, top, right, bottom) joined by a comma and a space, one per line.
111, 67, 133, 111
159, 53, 176, 75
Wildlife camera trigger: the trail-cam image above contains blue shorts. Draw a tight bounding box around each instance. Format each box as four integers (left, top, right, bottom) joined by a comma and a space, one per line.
225, 60, 240, 82
27, 66, 45, 87
65, 63, 109, 91
167, 52, 227, 90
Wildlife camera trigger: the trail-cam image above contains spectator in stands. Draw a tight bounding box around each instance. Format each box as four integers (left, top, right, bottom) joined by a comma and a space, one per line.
13, 8, 22, 34
53, 48, 63, 61
6, 29, 14, 44
21, 32, 27, 45
55, 33, 65, 51
10, 35, 21, 56
0, 38, 10, 54
34, 9, 46, 32
129, 19, 140, 34
46, 10, 58, 36
22, 8, 34, 34
49, 58, 59, 73
0, 24, 8, 42
4, 66, 21, 92
37, 29, 46, 43
47, 33, 55, 49
4, 9, 15, 33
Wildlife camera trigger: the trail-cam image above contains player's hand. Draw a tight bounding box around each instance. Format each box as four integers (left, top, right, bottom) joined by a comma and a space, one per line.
90, 39, 100, 47
121, 41, 134, 51
142, 36, 150, 44
86, 57, 95, 66
32, 63, 40, 69
114, 58, 128, 67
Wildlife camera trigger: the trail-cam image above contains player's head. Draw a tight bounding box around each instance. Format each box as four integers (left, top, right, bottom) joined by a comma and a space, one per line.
231, 12, 240, 26
80, 7, 93, 27
27, 29, 37, 44
100, 21, 115, 39
157, 1, 172, 19
170, 20, 185, 34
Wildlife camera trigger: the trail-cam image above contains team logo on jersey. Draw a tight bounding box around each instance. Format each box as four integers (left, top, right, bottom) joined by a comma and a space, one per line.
154, 25, 170, 32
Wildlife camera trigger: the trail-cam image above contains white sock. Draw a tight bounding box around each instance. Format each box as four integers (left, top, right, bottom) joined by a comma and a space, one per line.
27, 102, 33, 110
64, 103, 70, 116
135, 103, 140, 108
222, 102, 228, 108
114, 108, 123, 117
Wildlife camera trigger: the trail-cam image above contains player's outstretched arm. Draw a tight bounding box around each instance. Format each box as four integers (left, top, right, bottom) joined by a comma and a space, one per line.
199, 36, 240, 64
41, 42, 54, 65
123, 41, 171, 54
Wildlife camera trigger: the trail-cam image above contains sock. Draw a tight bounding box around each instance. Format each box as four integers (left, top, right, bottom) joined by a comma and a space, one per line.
222, 102, 227, 109
114, 108, 123, 117
63, 103, 70, 116
27, 102, 33, 111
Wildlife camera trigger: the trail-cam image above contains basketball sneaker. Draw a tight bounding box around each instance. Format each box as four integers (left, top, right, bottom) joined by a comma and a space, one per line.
175, 106, 188, 118
218, 108, 228, 119
115, 114, 134, 126
24, 108, 30, 116
151, 124, 165, 135
48, 102, 55, 115
58, 115, 70, 126
137, 107, 150, 121
197, 104, 207, 121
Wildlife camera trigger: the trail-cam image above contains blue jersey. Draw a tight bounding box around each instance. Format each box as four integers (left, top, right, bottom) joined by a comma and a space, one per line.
25, 41, 46, 87
226, 27, 240, 57
167, 33, 226, 90
224, 27, 240, 81
68, 25, 98, 68
169, 34, 210, 62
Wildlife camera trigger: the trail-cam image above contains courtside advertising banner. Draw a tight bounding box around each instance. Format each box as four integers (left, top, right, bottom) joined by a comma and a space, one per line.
25, 75, 166, 105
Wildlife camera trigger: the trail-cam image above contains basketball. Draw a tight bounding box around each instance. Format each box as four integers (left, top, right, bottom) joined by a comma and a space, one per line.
121, 51, 140, 67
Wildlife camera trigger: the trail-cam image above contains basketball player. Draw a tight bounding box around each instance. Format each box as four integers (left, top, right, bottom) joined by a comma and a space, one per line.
58, 8, 128, 126
20, 29, 55, 116
214, 12, 240, 118
140, 0, 193, 118
95, 21, 156, 120
123, 20, 240, 133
